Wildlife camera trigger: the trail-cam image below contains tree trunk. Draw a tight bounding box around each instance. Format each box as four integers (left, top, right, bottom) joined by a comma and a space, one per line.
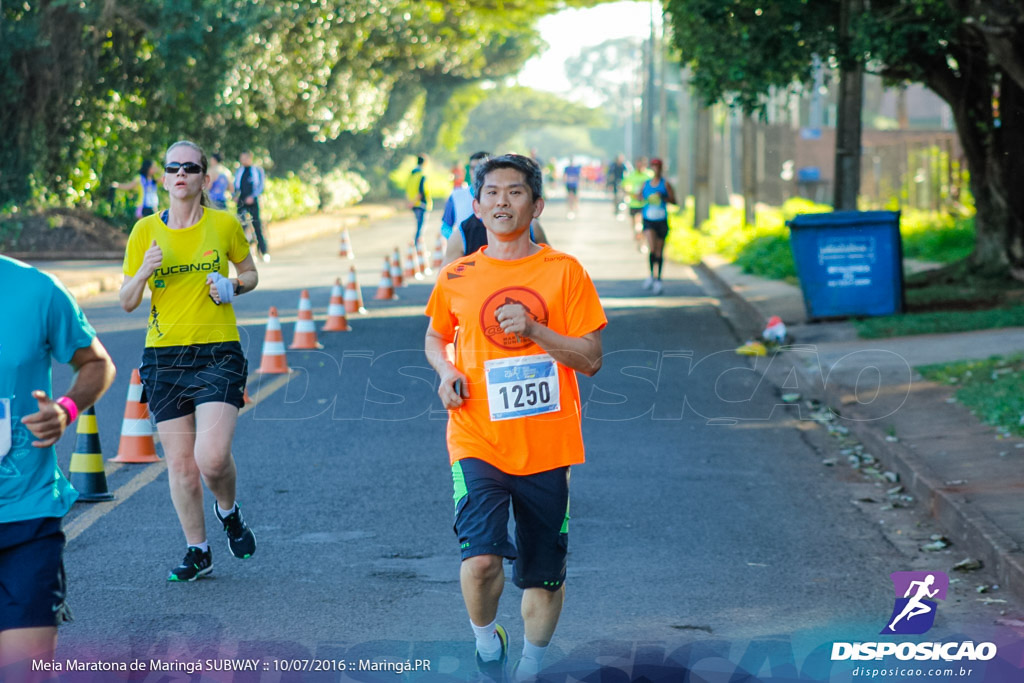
833, 0, 864, 210
924, 42, 1024, 280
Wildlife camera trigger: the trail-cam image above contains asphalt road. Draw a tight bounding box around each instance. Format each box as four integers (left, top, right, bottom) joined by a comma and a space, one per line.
45, 198, 1018, 681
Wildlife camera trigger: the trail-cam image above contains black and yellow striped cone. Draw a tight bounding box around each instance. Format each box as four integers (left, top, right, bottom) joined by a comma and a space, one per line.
69, 406, 114, 502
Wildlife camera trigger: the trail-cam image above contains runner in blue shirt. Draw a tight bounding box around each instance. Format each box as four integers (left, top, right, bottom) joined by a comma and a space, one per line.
563, 158, 582, 219
637, 158, 676, 295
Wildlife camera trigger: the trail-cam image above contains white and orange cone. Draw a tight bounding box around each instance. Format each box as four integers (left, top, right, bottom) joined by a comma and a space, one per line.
289, 290, 323, 349
112, 369, 160, 463
430, 234, 444, 271
257, 306, 290, 374
338, 228, 354, 260
390, 248, 405, 289
375, 256, 398, 300
418, 239, 432, 276
344, 266, 367, 315
323, 279, 351, 332
403, 243, 418, 281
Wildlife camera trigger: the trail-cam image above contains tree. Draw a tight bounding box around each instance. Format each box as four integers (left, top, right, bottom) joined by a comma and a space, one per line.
459, 87, 606, 154
0, 0, 607, 210
663, 0, 1024, 279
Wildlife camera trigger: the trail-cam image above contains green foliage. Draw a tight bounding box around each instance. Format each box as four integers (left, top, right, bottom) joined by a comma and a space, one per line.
665, 198, 829, 280
918, 355, 1024, 438
261, 176, 321, 224
319, 170, 371, 213
854, 307, 1024, 339
900, 210, 975, 263
459, 87, 606, 155
387, 157, 455, 203
1, 0, 603, 215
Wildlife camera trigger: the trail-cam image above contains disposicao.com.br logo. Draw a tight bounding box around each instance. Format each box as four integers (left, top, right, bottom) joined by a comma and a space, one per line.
831, 571, 998, 662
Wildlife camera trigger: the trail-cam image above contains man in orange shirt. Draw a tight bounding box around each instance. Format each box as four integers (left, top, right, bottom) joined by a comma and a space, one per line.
425, 154, 606, 681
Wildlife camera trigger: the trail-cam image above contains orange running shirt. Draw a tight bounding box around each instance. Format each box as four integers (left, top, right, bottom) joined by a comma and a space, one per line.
425, 244, 607, 475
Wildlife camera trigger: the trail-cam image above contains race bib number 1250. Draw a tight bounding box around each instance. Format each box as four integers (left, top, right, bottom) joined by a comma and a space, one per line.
484, 355, 560, 421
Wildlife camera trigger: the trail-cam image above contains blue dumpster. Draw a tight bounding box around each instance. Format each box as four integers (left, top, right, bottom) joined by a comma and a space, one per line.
787, 210, 904, 319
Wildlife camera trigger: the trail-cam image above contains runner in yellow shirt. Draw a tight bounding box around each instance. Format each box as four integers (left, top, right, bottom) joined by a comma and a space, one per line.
121, 140, 259, 582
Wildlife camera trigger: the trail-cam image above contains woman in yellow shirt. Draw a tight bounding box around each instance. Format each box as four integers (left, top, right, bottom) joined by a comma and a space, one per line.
120, 140, 259, 582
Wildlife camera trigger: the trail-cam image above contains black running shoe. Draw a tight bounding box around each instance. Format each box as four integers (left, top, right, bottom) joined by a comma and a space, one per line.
215, 503, 256, 559
168, 546, 213, 582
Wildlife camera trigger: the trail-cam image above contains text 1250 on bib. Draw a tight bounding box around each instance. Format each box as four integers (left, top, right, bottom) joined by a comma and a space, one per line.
484, 354, 560, 421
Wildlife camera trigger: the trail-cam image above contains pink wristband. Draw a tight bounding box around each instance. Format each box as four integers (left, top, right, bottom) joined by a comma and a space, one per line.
55, 396, 79, 423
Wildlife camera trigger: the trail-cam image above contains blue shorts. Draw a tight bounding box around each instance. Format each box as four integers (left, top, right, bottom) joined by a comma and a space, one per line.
139, 341, 248, 423
451, 458, 569, 591
0, 517, 71, 630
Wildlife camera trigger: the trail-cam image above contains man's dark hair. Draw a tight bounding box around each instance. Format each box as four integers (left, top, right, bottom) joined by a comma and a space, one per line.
416, 155, 426, 165
473, 154, 543, 201
469, 151, 490, 163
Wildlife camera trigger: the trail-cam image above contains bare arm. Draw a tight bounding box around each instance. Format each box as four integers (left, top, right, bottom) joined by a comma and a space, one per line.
665, 181, 677, 206
112, 177, 140, 192
425, 326, 467, 409
120, 239, 162, 312
495, 302, 603, 376
233, 253, 259, 294
21, 338, 117, 447
441, 232, 466, 268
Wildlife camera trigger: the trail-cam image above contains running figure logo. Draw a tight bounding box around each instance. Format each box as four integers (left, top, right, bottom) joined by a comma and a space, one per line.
881, 571, 948, 635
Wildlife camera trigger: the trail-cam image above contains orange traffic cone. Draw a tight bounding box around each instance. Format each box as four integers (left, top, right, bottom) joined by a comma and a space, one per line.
431, 234, 444, 271
418, 239, 431, 276
289, 290, 323, 349
344, 266, 367, 315
258, 306, 290, 374
323, 279, 351, 332
403, 243, 418, 281
112, 369, 160, 463
390, 248, 405, 289
338, 228, 354, 260
70, 406, 114, 501
375, 256, 398, 300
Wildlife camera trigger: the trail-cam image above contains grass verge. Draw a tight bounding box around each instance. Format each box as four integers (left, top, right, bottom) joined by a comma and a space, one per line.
918, 355, 1024, 438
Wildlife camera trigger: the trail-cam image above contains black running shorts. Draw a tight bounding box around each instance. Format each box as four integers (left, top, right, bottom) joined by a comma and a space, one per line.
139, 341, 248, 423
642, 218, 670, 239
451, 458, 570, 591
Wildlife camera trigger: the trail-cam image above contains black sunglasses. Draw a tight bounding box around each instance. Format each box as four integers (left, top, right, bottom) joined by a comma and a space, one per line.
164, 162, 205, 174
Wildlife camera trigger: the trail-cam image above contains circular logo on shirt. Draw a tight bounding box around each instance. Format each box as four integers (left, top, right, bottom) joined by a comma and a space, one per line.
480, 287, 549, 350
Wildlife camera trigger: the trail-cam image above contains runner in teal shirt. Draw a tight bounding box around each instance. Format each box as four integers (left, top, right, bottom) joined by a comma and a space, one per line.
0, 255, 115, 673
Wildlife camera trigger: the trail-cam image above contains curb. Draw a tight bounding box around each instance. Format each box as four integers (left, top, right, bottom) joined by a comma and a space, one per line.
697, 258, 1024, 603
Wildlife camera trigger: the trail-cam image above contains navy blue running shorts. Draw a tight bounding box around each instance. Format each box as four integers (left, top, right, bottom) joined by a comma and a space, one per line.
139, 341, 248, 423
642, 218, 669, 239
0, 517, 71, 630
451, 458, 570, 592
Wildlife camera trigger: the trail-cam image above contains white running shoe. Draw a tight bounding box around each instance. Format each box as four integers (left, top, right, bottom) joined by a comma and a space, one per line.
642, 276, 655, 290
652, 280, 664, 295
262, 253, 271, 263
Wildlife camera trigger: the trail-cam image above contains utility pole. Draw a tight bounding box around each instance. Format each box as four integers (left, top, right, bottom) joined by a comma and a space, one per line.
642, 0, 657, 157
833, 0, 864, 210
742, 115, 757, 226
693, 102, 712, 229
